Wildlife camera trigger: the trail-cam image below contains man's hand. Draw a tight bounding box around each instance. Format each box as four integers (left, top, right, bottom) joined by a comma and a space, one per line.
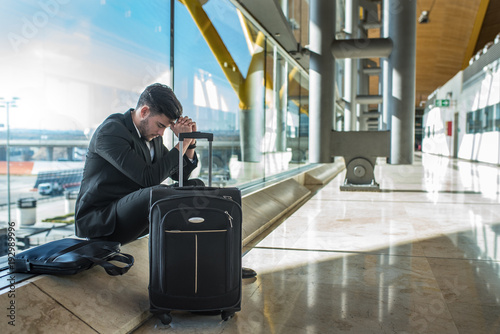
172, 117, 197, 142
172, 116, 197, 158
172, 116, 195, 136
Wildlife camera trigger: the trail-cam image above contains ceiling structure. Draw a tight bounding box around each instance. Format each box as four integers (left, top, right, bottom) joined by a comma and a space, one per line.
415, 0, 499, 108
236, 0, 500, 109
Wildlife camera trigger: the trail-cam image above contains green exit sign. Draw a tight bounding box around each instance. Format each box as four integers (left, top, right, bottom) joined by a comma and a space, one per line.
435, 99, 450, 107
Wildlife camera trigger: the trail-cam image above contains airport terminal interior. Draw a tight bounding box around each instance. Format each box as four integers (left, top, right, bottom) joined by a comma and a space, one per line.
1, 0, 500, 333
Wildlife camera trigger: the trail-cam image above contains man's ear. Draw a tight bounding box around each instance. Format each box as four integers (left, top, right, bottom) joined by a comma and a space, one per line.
139, 105, 150, 120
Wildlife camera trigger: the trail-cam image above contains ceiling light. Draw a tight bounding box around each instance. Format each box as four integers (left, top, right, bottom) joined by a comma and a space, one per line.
418, 11, 429, 24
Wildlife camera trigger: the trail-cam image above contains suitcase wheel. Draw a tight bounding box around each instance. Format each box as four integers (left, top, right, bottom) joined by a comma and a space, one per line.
158, 312, 172, 325
221, 310, 235, 321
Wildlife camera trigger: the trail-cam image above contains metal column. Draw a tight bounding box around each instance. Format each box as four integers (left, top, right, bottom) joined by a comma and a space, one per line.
381, 0, 391, 131
309, 0, 336, 163
386, 0, 417, 164
274, 47, 287, 152
343, 0, 359, 131
240, 53, 265, 162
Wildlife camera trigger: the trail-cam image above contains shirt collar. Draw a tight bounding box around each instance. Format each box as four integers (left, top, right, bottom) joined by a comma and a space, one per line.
131, 115, 141, 138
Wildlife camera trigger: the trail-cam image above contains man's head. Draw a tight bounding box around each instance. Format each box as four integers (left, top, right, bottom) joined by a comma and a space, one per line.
134, 83, 183, 141
136, 83, 183, 120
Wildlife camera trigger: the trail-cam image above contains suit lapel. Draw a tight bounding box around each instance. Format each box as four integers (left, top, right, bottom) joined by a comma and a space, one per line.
138, 137, 152, 164
124, 109, 152, 164
151, 137, 164, 163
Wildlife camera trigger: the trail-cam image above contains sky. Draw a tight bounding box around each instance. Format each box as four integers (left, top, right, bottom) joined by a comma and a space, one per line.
0, 0, 251, 131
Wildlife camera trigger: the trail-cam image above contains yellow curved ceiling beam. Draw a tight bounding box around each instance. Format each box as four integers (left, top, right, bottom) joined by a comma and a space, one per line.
179, 0, 244, 95
180, 0, 308, 115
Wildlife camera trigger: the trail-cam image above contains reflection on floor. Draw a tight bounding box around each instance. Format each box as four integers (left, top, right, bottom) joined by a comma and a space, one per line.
134, 153, 500, 333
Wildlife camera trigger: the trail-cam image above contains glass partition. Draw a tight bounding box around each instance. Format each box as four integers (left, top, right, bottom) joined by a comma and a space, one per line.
0, 1, 172, 252
496, 103, 500, 131
282, 0, 309, 47
173, 0, 309, 187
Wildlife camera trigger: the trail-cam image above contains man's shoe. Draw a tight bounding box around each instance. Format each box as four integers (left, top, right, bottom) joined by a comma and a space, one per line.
242, 267, 257, 279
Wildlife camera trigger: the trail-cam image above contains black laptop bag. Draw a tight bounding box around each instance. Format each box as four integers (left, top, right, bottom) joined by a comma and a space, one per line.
12, 238, 134, 276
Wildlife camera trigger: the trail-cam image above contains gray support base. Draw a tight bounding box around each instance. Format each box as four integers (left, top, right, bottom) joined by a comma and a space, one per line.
331, 131, 390, 192
340, 182, 381, 192
340, 157, 381, 192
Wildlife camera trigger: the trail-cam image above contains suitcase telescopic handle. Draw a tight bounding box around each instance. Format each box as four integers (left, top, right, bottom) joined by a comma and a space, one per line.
178, 132, 213, 187
179, 132, 213, 141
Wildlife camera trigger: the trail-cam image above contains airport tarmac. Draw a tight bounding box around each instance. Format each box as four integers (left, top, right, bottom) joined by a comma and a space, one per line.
0, 190, 76, 251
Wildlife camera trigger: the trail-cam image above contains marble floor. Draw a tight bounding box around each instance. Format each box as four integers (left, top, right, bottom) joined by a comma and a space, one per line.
134, 153, 500, 333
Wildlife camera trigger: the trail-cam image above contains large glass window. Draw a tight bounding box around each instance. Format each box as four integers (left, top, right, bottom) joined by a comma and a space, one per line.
280, 0, 310, 47
466, 106, 499, 134
496, 103, 500, 131
1, 1, 171, 252
483, 105, 494, 132
466, 111, 474, 134
290, 69, 309, 163
173, 0, 309, 187
1, 0, 310, 256
474, 109, 482, 133
264, 40, 309, 174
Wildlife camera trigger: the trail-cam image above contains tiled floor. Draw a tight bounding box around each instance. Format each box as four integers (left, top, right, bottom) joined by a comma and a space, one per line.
134, 153, 500, 333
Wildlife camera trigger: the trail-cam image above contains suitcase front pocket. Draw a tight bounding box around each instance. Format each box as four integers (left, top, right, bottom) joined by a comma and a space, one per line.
162, 209, 234, 297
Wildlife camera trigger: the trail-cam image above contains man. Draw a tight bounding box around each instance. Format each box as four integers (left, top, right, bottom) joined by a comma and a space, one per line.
75, 83, 256, 279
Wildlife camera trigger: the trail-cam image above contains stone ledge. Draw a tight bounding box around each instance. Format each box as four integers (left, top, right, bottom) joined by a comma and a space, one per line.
304, 160, 345, 186
242, 161, 345, 246
241, 178, 310, 245
1, 237, 150, 334
0, 163, 344, 333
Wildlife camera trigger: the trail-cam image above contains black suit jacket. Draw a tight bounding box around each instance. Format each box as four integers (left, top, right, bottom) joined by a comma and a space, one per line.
75, 109, 197, 238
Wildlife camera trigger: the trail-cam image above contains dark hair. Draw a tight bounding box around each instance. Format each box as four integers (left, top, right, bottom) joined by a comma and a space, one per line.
136, 83, 183, 120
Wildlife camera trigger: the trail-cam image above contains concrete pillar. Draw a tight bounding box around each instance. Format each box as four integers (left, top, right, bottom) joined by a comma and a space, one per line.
358, 59, 368, 131
381, 0, 391, 131
309, 0, 336, 163
66, 147, 74, 161
343, 0, 358, 131
386, 0, 417, 164
274, 48, 287, 152
240, 48, 265, 162
47, 147, 54, 161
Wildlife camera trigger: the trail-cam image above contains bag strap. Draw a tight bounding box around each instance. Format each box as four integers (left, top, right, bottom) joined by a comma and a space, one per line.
46, 240, 92, 262
82, 253, 135, 276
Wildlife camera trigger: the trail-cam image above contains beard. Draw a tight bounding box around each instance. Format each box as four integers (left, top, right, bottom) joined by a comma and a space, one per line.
138, 117, 152, 141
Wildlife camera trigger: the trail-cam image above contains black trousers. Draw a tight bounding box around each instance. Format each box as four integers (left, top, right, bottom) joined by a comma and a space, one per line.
98, 179, 205, 245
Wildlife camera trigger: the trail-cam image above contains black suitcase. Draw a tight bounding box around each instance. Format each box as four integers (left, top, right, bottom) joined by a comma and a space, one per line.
148, 132, 242, 325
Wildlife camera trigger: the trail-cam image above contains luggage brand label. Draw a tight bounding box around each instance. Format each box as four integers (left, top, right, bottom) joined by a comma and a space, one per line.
188, 217, 205, 224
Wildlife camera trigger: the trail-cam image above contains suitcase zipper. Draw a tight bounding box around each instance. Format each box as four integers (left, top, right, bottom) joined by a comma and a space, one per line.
225, 211, 233, 228
225, 211, 234, 289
